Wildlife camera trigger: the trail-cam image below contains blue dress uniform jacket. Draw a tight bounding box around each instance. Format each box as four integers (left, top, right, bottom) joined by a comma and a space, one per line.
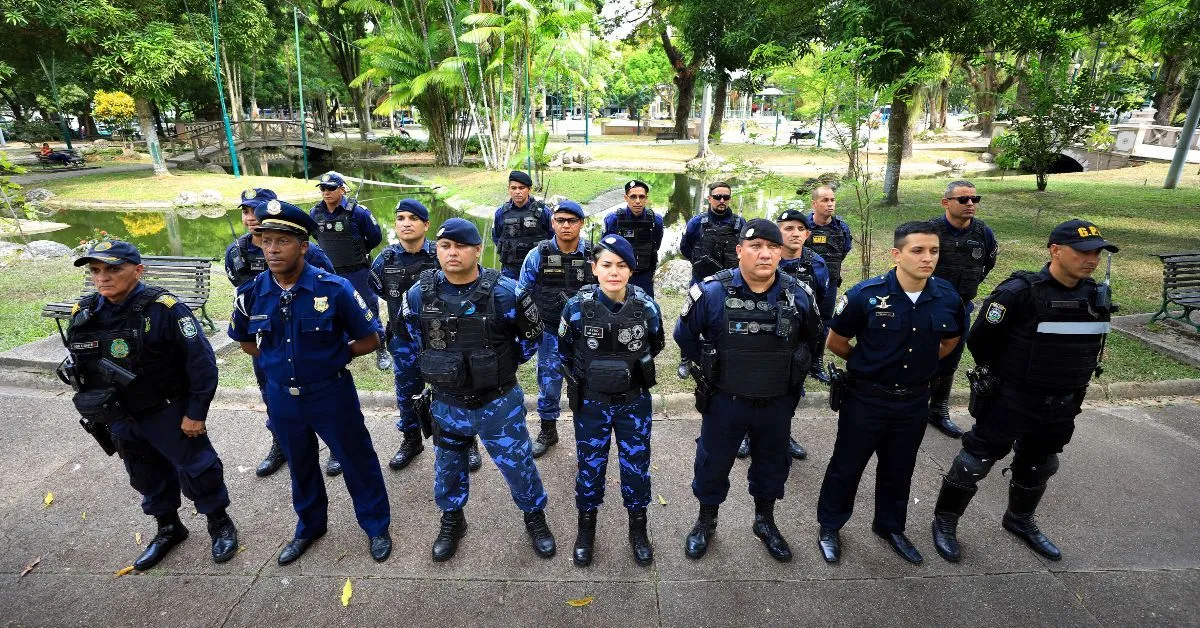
370, 240, 439, 432
816, 269, 967, 534
81, 283, 229, 517
399, 268, 547, 513
558, 287, 665, 511
228, 261, 390, 540
602, 207, 665, 296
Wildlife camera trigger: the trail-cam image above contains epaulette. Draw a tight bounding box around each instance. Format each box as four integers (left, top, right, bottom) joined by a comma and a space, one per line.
156, 294, 178, 308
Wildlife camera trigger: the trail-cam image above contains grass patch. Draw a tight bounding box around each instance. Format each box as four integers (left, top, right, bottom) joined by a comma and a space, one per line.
403, 167, 631, 206
35, 171, 318, 203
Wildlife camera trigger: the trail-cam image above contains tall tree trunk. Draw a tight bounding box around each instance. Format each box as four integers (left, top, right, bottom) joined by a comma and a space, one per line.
1154, 53, 1188, 125
249, 63, 259, 119
136, 97, 168, 176
882, 86, 914, 205
350, 86, 369, 140
151, 101, 166, 140
708, 75, 728, 142
673, 71, 697, 139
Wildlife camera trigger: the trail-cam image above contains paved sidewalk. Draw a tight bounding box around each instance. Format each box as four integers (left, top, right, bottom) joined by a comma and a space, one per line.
0, 385, 1197, 627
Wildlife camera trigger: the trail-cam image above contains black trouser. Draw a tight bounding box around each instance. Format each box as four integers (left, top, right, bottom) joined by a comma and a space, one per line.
961, 386, 1081, 466
817, 391, 928, 533
692, 391, 798, 505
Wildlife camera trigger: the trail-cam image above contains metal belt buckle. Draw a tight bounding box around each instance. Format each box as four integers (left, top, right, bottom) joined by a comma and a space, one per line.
289, 386, 301, 396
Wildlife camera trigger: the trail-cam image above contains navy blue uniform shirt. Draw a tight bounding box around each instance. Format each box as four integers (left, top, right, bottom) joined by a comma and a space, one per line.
223, 233, 336, 287
309, 198, 383, 251
829, 269, 967, 386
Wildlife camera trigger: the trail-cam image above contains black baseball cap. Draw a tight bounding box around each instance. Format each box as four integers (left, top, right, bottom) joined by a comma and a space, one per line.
739, 218, 784, 245
74, 239, 142, 267
1048, 219, 1119, 252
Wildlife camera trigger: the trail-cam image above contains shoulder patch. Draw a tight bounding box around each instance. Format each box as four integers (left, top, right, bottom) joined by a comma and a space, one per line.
985, 302, 1006, 324
682, 283, 703, 318
834, 294, 849, 316
156, 294, 178, 308
178, 316, 199, 339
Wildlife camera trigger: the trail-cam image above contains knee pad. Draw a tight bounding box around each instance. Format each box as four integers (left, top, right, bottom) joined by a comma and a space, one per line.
945, 449, 996, 489
1010, 453, 1059, 487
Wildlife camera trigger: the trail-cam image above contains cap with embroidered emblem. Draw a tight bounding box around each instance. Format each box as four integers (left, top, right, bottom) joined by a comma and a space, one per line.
316, 171, 347, 189
553, 200, 585, 220
254, 199, 319, 238
74, 239, 142, 266
740, 218, 783, 245
1047, 219, 1119, 252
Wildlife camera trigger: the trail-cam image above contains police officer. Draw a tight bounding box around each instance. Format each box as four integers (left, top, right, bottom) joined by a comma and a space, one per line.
63, 240, 237, 571
517, 200, 595, 458
310, 171, 390, 390
558, 234, 665, 567
369, 199, 483, 474
737, 207, 832, 461
492, 170, 553, 279
602, 180, 664, 296
927, 180, 998, 438
675, 219, 824, 563
224, 187, 336, 478
228, 200, 393, 565
816, 221, 967, 565
397, 218, 555, 562
930, 220, 1116, 563
803, 184, 853, 319
680, 181, 745, 285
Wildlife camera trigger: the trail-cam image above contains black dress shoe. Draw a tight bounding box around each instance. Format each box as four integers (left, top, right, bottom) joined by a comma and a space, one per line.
388, 429, 425, 471
736, 435, 751, 459
278, 532, 325, 566
370, 532, 392, 562
788, 437, 808, 460
432, 510, 467, 562
325, 455, 343, 477
134, 522, 189, 571
467, 439, 483, 472
524, 510, 556, 558
685, 504, 719, 559
531, 421, 558, 458
873, 526, 924, 564
256, 438, 286, 477
818, 526, 841, 563
928, 414, 965, 439
208, 516, 238, 564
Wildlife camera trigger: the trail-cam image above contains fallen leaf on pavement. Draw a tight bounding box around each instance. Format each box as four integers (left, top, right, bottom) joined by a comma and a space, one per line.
43, 492, 53, 507
20, 556, 41, 577
134, 532, 142, 545
566, 596, 594, 607
340, 578, 353, 607
237, 545, 247, 554
657, 495, 668, 506
114, 566, 134, 578
81, 512, 86, 520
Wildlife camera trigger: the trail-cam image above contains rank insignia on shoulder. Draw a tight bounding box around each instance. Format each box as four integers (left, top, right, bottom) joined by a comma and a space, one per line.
558, 318, 568, 337
834, 294, 848, 316
313, 296, 329, 312
71, 303, 80, 315
156, 294, 178, 308
178, 317, 199, 339
985, 302, 1006, 323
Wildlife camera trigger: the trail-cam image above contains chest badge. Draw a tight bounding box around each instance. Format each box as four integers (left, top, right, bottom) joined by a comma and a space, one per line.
985, 302, 1006, 323
313, 296, 329, 313
972, 247, 983, 259
109, 338, 130, 358
874, 295, 892, 310
334, 222, 344, 232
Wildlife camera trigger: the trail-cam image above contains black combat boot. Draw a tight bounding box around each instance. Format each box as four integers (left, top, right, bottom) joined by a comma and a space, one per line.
736, 435, 751, 459
1002, 482, 1062, 560
752, 498, 793, 562
531, 420, 558, 458
207, 510, 238, 564
431, 509, 467, 562
685, 504, 719, 559
524, 509, 557, 558
788, 437, 808, 460
573, 509, 598, 567
134, 515, 189, 571
256, 437, 286, 477
928, 374, 965, 438
325, 454, 343, 477
628, 508, 653, 566
810, 352, 831, 384
467, 438, 483, 472
388, 429, 425, 471
931, 478, 977, 562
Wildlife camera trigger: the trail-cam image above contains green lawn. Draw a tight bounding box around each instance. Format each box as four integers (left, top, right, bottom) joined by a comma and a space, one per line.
35, 171, 320, 204
405, 166, 630, 207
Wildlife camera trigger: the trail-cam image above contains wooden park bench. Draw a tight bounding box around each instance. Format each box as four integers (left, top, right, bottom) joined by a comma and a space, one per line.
654, 131, 679, 143
41, 256, 217, 333
32, 150, 87, 170
1150, 251, 1200, 333
566, 132, 587, 142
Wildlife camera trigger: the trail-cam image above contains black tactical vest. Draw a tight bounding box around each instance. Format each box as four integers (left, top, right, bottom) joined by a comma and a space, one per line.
497, 200, 547, 266
780, 248, 818, 293
66, 286, 190, 415
312, 203, 369, 273
417, 268, 518, 397
571, 285, 655, 395
612, 209, 659, 273
712, 270, 804, 399
991, 271, 1109, 392
692, 213, 744, 279
534, 239, 594, 325
227, 234, 267, 288
805, 216, 848, 284
932, 217, 989, 301
379, 242, 438, 321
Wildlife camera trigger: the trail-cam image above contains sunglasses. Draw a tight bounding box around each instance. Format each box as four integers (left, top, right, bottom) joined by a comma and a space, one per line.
279, 290, 294, 322
319, 184, 341, 192
553, 217, 582, 226
946, 195, 982, 204
711, 194, 731, 201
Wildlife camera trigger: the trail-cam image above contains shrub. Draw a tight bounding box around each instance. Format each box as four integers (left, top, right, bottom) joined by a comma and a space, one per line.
378, 135, 429, 154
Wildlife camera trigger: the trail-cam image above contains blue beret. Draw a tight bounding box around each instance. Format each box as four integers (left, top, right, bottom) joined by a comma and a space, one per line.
596, 234, 637, 268
239, 187, 277, 208
254, 199, 320, 239
508, 170, 533, 187
395, 198, 430, 222
316, 171, 347, 189
74, 239, 142, 267
553, 200, 585, 220
435, 217, 482, 245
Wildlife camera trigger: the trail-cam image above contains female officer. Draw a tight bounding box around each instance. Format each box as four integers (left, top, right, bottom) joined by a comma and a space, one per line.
557, 234, 665, 567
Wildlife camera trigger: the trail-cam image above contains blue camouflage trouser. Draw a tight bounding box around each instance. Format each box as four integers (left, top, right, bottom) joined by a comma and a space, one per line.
432, 385, 548, 513
536, 331, 563, 421
387, 332, 422, 432
573, 392, 653, 511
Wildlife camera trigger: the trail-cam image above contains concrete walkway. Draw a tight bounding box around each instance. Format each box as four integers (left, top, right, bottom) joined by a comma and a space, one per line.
0, 385, 1196, 627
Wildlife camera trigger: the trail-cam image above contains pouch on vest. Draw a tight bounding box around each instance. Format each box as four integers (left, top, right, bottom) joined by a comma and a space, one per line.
419, 350, 467, 388
587, 359, 633, 394
637, 353, 657, 390
700, 342, 719, 383
72, 387, 128, 424
467, 348, 501, 390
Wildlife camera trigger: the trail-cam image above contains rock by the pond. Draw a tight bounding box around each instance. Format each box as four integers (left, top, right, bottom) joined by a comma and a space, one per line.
937, 157, 968, 170
0, 241, 23, 259
656, 259, 692, 295
203, 164, 227, 174
173, 191, 199, 207
574, 151, 594, 164
91, 139, 110, 149
24, 188, 54, 204
198, 189, 223, 205
979, 152, 996, 163
24, 240, 73, 259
